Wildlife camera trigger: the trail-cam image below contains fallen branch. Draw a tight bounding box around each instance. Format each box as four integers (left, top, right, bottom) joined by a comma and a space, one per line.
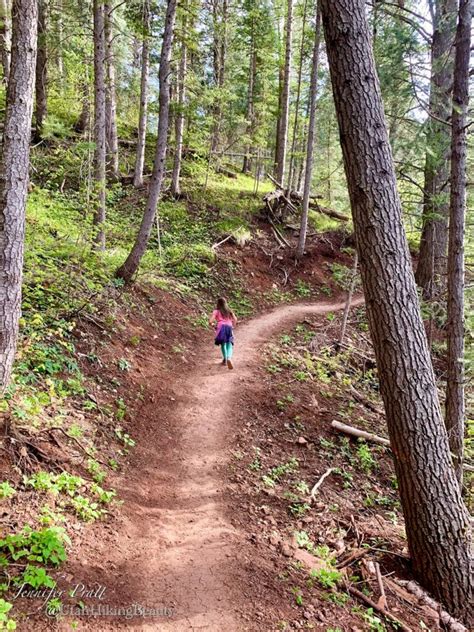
331, 420, 390, 447
211, 234, 232, 250
309, 199, 350, 222
331, 420, 474, 472
397, 580, 468, 632
268, 217, 291, 247
310, 467, 334, 499
336, 547, 368, 569
349, 384, 384, 415
347, 585, 412, 632
374, 561, 387, 611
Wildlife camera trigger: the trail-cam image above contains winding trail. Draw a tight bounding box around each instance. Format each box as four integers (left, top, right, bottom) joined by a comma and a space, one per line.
73, 299, 363, 632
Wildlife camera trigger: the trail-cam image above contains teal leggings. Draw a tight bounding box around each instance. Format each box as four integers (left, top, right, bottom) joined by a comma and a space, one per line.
220, 342, 233, 360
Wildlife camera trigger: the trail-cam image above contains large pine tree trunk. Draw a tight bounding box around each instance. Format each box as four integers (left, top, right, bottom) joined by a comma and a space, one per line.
93, 0, 107, 250
415, 0, 457, 298
116, 0, 177, 282
275, 0, 293, 184
171, 7, 187, 197
133, 0, 150, 188
0, 0, 37, 390
320, 0, 472, 624
0, 0, 11, 84
104, 1, 119, 180
445, 0, 472, 485
34, 0, 48, 142
296, 3, 321, 258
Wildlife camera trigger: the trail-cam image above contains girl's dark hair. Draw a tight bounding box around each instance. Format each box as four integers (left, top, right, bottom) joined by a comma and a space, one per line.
216, 297, 233, 319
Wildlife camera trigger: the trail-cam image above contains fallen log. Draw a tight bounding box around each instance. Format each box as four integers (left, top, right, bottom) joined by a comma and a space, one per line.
331, 420, 474, 472
216, 165, 238, 178
309, 199, 350, 221
331, 420, 390, 447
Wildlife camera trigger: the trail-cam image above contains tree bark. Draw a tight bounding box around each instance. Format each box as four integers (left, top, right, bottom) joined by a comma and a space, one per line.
445, 0, 472, 485
34, 0, 48, 142
116, 0, 177, 281
0, 0, 11, 84
93, 0, 107, 250
0, 0, 37, 390
133, 0, 150, 188
415, 0, 458, 299
171, 5, 187, 197
104, 1, 119, 180
275, 0, 293, 184
296, 3, 321, 258
320, 0, 472, 624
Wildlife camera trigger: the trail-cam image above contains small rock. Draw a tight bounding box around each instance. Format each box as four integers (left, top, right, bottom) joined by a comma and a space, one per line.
280, 542, 293, 557
297, 436, 308, 445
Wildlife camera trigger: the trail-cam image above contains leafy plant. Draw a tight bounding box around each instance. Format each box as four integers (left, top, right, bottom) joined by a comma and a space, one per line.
0, 599, 16, 630
0, 483, 16, 500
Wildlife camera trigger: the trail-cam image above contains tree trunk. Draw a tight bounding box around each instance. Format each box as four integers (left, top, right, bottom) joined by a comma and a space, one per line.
415, 0, 457, 299
275, 0, 293, 184
133, 0, 150, 188
210, 0, 227, 154
296, 3, 321, 258
0, 0, 11, 84
34, 0, 47, 142
116, 0, 177, 282
0, 0, 37, 390
104, 1, 119, 180
171, 6, 187, 197
320, 0, 472, 625
93, 0, 107, 250
242, 26, 256, 175
287, 0, 308, 190
445, 0, 472, 486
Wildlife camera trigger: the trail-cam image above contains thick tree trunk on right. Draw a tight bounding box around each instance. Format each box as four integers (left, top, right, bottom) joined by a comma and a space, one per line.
445, 0, 472, 485
275, 0, 293, 184
296, 3, 321, 258
34, 0, 48, 142
93, 0, 107, 250
320, 0, 472, 624
0, 0, 11, 84
0, 0, 37, 390
116, 0, 177, 282
133, 0, 150, 188
415, 0, 457, 299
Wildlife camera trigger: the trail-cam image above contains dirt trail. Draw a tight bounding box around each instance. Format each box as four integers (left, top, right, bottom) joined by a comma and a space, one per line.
69, 299, 363, 632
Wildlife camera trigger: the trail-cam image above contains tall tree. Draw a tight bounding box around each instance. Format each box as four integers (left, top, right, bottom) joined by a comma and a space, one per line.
116, 0, 177, 281
287, 0, 308, 190
104, 1, 119, 180
296, 1, 321, 258
0, 0, 11, 84
242, 14, 256, 175
415, 0, 458, 298
320, 0, 472, 624
275, 0, 293, 183
0, 0, 38, 390
171, 3, 188, 197
34, 0, 48, 142
445, 0, 472, 485
133, 0, 151, 188
210, 0, 228, 154
93, 0, 107, 250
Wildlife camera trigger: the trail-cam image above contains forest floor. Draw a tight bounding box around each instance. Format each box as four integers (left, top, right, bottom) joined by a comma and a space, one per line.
2, 164, 468, 632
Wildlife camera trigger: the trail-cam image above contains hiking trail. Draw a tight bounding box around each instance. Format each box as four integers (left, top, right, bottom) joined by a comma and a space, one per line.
69, 299, 363, 632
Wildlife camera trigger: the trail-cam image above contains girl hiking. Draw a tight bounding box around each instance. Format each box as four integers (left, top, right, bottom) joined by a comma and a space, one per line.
209, 297, 237, 369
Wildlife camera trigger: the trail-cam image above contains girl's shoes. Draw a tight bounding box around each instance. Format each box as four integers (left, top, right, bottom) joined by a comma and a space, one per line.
227, 359, 234, 370
222, 359, 227, 366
